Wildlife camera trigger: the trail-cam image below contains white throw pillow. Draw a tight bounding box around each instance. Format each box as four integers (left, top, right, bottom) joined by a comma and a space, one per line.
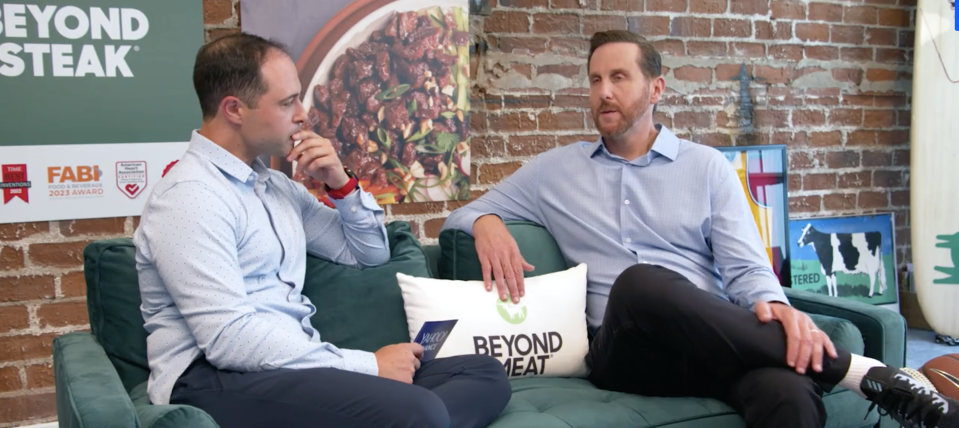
395, 263, 590, 379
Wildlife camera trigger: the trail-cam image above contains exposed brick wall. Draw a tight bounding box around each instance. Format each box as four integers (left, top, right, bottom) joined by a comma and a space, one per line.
0, 0, 914, 424
0, 219, 131, 427
466, 0, 914, 270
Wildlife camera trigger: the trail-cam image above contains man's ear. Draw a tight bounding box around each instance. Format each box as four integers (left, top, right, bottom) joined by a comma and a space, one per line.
220, 96, 245, 126
649, 76, 666, 105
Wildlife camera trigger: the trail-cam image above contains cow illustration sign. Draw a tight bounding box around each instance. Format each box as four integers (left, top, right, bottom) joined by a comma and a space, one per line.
788, 213, 899, 308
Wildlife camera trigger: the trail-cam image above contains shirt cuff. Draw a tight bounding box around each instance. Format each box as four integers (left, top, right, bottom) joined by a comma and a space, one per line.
749, 289, 791, 309
330, 189, 383, 223
340, 349, 379, 377
450, 211, 502, 236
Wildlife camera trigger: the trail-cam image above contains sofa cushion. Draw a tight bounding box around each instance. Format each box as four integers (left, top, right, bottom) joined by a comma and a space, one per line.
489, 377, 742, 428
487, 377, 877, 428
439, 221, 569, 281
437, 221, 867, 362
301, 221, 430, 353
84, 238, 151, 393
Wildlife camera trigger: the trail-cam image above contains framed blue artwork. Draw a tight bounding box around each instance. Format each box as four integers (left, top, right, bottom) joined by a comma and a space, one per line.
788, 213, 899, 306
715, 145, 790, 287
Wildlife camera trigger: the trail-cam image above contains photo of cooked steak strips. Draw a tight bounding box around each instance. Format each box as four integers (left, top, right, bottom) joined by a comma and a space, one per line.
305, 6, 471, 204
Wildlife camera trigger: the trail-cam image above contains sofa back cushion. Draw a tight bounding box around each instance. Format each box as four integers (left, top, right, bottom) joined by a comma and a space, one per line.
438, 221, 568, 280
84, 238, 152, 392
83, 221, 430, 391
301, 221, 431, 352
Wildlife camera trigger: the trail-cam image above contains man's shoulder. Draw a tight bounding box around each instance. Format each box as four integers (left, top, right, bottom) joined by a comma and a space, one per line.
675, 139, 731, 170
145, 154, 238, 210
532, 140, 597, 164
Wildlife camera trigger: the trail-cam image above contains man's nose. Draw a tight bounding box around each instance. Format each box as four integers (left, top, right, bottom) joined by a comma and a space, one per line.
598, 81, 614, 100
293, 99, 308, 125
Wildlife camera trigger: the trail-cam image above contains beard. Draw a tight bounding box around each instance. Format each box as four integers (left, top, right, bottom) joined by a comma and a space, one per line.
592, 87, 651, 140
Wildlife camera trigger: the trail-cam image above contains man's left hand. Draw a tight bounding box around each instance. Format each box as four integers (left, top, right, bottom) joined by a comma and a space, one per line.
753, 301, 838, 375
286, 131, 349, 188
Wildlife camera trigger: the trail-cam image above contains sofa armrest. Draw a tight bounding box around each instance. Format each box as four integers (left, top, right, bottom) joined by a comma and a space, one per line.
128, 381, 220, 428
784, 288, 906, 368
54, 332, 141, 428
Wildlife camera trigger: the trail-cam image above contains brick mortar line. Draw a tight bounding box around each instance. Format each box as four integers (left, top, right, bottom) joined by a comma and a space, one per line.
0, 357, 51, 373
487, 49, 915, 65
483, 105, 912, 112
25, 304, 39, 331
0, 386, 55, 398
0, 324, 88, 339
481, 26, 915, 39
790, 166, 911, 172
0, 267, 85, 278
789, 189, 911, 198
491, 6, 913, 16
0, 297, 87, 308
16, 366, 26, 395
0, 417, 57, 428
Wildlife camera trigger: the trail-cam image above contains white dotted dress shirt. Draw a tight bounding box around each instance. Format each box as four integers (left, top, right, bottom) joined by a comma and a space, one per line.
133, 130, 390, 405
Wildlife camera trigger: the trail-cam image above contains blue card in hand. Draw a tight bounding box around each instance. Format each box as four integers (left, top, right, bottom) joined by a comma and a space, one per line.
413, 319, 458, 362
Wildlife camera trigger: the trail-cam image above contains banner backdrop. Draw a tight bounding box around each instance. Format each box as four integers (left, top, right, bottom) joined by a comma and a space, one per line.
0, 0, 203, 223
242, 0, 472, 206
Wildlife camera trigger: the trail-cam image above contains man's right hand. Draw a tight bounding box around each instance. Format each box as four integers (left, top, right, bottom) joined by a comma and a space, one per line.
374, 343, 423, 384
473, 215, 534, 303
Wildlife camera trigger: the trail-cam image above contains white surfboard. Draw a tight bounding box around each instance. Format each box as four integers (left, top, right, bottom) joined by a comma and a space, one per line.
910, 0, 959, 337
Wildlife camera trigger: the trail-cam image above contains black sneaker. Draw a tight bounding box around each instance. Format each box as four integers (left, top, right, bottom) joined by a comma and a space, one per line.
860, 366, 959, 427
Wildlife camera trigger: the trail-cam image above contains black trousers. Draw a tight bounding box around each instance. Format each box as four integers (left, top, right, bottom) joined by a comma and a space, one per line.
586, 264, 854, 428
170, 354, 511, 428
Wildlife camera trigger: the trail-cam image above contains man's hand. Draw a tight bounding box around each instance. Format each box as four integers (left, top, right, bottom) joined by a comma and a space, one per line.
473, 215, 534, 303
374, 343, 423, 384
754, 301, 838, 374
286, 131, 349, 189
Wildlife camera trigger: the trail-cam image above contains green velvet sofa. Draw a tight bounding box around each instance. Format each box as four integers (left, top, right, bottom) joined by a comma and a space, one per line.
53, 221, 905, 428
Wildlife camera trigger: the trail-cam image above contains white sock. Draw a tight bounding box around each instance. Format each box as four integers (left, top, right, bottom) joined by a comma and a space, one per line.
839, 354, 886, 398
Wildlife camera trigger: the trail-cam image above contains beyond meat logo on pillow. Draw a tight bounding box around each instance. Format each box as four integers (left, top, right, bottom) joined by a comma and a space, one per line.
496, 295, 526, 325
476, 294, 564, 377
0, 4, 149, 77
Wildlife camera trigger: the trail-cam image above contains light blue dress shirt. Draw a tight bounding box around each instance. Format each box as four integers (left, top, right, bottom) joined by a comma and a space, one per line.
442, 125, 788, 329
134, 131, 390, 405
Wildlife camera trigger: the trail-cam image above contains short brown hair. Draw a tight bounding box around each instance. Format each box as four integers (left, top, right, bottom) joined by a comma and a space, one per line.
193, 33, 289, 119
588, 30, 662, 79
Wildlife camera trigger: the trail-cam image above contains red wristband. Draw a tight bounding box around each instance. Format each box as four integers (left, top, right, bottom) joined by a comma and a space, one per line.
326, 176, 358, 199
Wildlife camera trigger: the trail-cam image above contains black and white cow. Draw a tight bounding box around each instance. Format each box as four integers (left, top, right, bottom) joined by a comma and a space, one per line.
796, 223, 887, 298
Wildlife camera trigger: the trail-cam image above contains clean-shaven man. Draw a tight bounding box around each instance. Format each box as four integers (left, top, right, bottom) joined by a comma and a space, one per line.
134, 33, 510, 428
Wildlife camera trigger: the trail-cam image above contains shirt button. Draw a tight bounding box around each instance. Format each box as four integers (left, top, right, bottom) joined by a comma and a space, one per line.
626, 238, 632, 243
624, 199, 630, 205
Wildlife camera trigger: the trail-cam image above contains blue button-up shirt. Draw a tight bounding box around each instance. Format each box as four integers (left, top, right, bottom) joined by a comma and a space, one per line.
443, 125, 788, 328
133, 131, 390, 405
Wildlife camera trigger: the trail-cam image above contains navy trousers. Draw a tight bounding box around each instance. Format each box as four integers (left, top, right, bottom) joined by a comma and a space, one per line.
170, 354, 511, 428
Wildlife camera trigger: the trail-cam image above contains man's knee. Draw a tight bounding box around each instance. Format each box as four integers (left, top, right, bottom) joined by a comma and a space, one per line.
609, 263, 690, 310
733, 368, 826, 427
449, 354, 511, 399
395, 388, 450, 428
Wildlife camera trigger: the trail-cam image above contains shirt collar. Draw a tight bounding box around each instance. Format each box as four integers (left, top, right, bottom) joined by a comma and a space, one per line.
589, 124, 681, 162
189, 130, 271, 183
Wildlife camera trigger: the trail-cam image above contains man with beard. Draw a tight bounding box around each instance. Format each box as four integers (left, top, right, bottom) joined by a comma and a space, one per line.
442, 30, 958, 428
133, 33, 510, 428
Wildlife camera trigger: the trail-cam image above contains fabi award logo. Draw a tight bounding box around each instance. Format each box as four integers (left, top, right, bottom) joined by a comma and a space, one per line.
47, 165, 104, 198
